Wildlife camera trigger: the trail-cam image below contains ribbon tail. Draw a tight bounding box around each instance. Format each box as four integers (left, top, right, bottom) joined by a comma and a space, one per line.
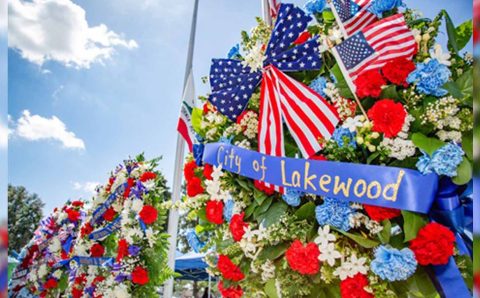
432, 257, 471, 298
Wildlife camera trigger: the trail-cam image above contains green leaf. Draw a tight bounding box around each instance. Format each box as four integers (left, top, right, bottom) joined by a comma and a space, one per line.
380, 85, 399, 100
58, 273, 69, 291
322, 10, 335, 23
411, 133, 445, 156
263, 201, 288, 227
402, 210, 428, 242
452, 157, 472, 185
294, 202, 316, 221
258, 243, 289, 261
455, 68, 473, 100
253, 197, 274, 220
331, 64, 354, 99
253, 188, 268, 205
191, 107, 204, 136
265, 279, 280, 298
335, 229, 379, 248
244, 201, 257, 219
236, 178, 252, 191
462, 132, 473, 160
455, 19, 473, 51
442, 10, 459, 54
443, 81, 463, 99
378, 220, 392, 244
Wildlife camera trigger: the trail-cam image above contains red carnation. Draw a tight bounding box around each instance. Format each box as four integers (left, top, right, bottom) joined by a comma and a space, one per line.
363, 205, 401, 222
354, 70, 386, 99
410, 222, 455, 265
43, 278, 58, 289
285, 240, 320, 275
140, 171, 157, 182
382, 58, 416, 87
217, 255, 245, 281
340, 274, 374, 298
80, 223, 93, 237
187, 176, 205, 197
293, 31, 312, 45
92, 276, 105, 285
367, 99, 406, 138
123, 178, 136, 198
90, 243, 105, 257
71, 201, 84, 208
131, 266, 149, 285
106, 177, 115, 193
203, 164, 214, 180
184, 160, 198, 181
254, 180, 275, 196
229, 213, 248, 242
103, 207, 117, 222
71, 288, 83, 298
206, 200, 224, 224
117, 239, 129, 262
66, 208, 81, 222
218, 281, 243, 298
139, 205, 158, 225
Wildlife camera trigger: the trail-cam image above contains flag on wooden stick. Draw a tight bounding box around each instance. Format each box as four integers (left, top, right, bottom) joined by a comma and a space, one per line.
329, 0, 377, 38
177, 70, 196, 152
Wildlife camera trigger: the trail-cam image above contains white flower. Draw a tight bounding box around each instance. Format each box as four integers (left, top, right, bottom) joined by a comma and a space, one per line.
241, 43, 266, 72
427, 44, 451, 66
328, 27, 343, 43
111, 284, 130, 298
211, 165, 223, 181
412, 29, 422, 43
314, 225, 336, 247
37, 264, 48, 278
318, 243, 342, 266
345, 254, 369, 276
333, 264, 351, 280
145, 227, 158, 247
131, 199, 144, 213
342, 115, 364, 132
53, 269, 63, 279
142, 180, 156, 190
261, 260, 276, 282
49, 237, 61, 253
242, 226, 257, 242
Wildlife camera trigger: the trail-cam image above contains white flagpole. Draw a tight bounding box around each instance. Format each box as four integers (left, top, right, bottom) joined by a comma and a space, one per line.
262, 0, 272, 26
163, 0, 199, 297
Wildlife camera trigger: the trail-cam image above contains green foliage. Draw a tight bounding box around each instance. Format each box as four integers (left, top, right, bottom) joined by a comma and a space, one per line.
331, 63, 354, 99
261, 201, 288, 227
294, 202, 316, 221
401, 210, 428, 242
411, 133, 445, 155
335, 229, 379, 248
451, 157, 472, 185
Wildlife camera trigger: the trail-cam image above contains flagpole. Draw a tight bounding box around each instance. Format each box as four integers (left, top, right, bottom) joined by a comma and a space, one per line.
163, 0, 199, 297
262, 0, 272, 25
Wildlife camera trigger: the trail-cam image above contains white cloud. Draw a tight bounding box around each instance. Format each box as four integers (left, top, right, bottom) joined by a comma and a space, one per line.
73, 181, 100, 194
0, 121, 8, 148
14, 110, 85, 149
0, 0, 7, 32
9, 0, 138, 68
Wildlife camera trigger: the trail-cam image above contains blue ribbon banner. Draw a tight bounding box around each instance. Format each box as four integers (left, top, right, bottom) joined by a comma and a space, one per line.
89, 216, 122, 241
90, 184, 125, 225
203, 143, 438, 213
57, 256, 114, 269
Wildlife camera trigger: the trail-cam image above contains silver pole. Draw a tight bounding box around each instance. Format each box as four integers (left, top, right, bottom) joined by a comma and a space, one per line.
163, 0, 199, 297
262, 0, 272, 26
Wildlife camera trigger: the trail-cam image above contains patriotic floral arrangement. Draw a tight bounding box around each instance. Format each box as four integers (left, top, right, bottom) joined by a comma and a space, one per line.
180, 1, 473, 297
67, 155, 174, 298
9, 200, 85, 297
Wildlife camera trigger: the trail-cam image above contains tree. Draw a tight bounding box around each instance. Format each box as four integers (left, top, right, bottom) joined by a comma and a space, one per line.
8, 184, 44, 253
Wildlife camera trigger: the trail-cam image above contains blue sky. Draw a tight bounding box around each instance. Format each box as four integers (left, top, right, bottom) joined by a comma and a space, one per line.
6, 0, 472, 216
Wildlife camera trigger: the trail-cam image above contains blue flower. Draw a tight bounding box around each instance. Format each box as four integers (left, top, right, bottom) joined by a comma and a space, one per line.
227, 44, 241, 59
315, 197, 354, 231
332, 127, 357, 148
193, 143, 205, 166
416, 142, 464, 177
128, 245, 141, 256
304, 0, 327, 14
368, 0, 405, 17
309, 76, 328, 98
219, 136, 234, 145
186, 229, 205, 253
407, 59, 451, 97
223, 199, 235, 222
282, 188, 304, 207
371, 246, 417, 281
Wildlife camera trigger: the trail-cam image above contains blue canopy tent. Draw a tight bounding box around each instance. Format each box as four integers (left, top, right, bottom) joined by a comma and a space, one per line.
174, 251, 213, 281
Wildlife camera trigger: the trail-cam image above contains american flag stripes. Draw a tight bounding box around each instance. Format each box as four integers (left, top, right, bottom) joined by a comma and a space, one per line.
268, 0, 281, 18
329, 0, 377, 37
177, 101, 196, 152
332, 13, 417, 92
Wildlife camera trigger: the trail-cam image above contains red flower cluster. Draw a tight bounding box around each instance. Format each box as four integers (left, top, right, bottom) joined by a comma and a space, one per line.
43, 278, 58, 289
340, 274, 374, 298
354, 70, 386, 99
187, 177, 205, 197
410, 223, 455, 265
66, 208, 81, 222
254, 180, 275, 196
103, 207, 117, 222
71, 201, 84, 208
80, 223, 93, 237
217, 255, 245, 281
285, 240, 320, 275
72, 274, 87, 298
206, 200, 224, 224
105, 177, 115, 193
203, 164, 214, 180
218, 281, 243, 298
382, 58, 416, 87
139, 205, 158, 225
90, 243, 105, 257
140, 171, 157, 182
184, 160, 198, 181
229, 213, 248, 242
116, 239, 129, 262
367, 99, 406, 138
363, 204, 401, 222
131, 266, 149, 285
124, 178, 136, 198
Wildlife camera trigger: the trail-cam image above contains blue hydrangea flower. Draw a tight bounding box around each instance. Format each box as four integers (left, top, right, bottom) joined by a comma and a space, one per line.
304, 0, 327, 14
371, 246, 417, 281
407, 59, 451, 97
223, 199, 235, 222
219, 136, 233, 145
309, 76, 328, 98
227, 44, 241, 59
315, 197, 354, 231
332, 127, 357, 148
368, 0, 405, 17
416, 142, 464, 177
282, 188, 304, 207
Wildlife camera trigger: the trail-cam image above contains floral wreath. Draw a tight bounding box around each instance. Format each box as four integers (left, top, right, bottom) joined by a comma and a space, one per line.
181, 0, 473, 297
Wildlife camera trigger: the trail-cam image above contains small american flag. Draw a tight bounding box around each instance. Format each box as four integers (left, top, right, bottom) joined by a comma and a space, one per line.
332, 13, 417, 91
269, 0, 281, 18
177, 70, 196, 152
330, 0, 377, 37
